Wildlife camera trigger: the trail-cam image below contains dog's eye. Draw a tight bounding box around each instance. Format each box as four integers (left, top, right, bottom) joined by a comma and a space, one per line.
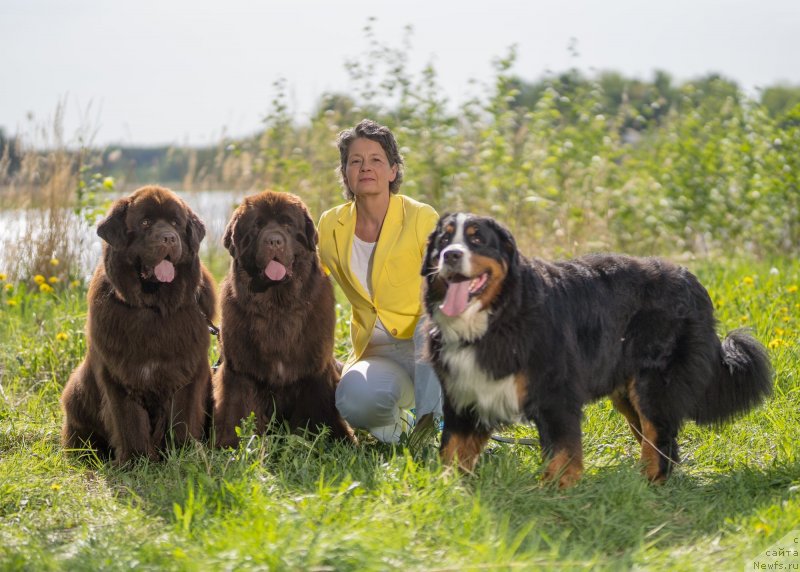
171, 219, 179, 227
141, 218, 151, 228
277, 215, 293, 226
439, 235, 450, 247
469, 232, 482, 245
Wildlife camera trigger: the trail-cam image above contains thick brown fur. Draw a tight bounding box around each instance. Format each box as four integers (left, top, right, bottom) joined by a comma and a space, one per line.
61, 186, 217, 463
212, 190, 354, 447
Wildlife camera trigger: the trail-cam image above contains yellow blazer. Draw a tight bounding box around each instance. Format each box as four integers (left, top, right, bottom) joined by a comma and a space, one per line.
318, 194, 439, 366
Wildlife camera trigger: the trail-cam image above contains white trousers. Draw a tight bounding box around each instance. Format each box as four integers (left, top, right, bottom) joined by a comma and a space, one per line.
336, 320, 442, 443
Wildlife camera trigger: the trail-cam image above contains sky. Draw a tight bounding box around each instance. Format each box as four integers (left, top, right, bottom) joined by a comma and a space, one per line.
2, 0, 798, 147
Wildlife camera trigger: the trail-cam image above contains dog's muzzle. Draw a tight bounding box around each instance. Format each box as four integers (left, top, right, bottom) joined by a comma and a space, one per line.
439, 244, 470, 277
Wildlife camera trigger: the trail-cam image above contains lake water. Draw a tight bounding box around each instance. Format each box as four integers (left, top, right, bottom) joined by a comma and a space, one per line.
0, 190, 248, 277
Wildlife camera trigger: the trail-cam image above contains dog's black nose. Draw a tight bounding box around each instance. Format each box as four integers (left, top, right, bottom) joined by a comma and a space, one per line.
264, 231, 285, 249
443, 249, 463, 265
160, 231, 179, 245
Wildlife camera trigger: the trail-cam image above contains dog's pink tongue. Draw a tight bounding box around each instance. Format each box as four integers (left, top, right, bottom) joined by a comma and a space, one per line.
154, 260, 175, 283
265, 260, 287, 281
440, 281, 470, 317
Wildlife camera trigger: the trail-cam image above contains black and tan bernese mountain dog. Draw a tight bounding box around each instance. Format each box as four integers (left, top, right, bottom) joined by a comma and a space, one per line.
422, 213, 772, 487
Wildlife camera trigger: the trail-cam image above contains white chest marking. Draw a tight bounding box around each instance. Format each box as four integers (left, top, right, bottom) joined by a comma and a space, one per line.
434, 300, 489, 343
139, 361, 158, 382
441, 344, 522, 427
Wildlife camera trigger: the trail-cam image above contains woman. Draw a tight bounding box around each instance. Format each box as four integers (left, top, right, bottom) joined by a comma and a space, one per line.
318, 119, 442, 443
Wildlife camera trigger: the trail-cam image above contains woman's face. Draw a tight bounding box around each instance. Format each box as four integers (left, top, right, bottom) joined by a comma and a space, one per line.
345, 137, 398, 199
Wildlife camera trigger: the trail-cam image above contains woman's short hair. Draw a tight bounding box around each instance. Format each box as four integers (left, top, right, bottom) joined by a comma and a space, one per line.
336, 119, 404, 200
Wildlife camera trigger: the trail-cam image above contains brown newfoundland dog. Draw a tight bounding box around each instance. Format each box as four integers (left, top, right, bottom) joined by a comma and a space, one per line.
61, 185, 217, 463
212, 190, 354, 446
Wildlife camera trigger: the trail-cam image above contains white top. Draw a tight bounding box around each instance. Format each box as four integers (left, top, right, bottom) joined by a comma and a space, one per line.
351, 235, 375, 297
351, 235, 395, 345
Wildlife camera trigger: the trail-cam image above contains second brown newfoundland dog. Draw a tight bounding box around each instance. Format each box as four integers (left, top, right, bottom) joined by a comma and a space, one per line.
61, 186, 217, 463
212, 190, 354, 446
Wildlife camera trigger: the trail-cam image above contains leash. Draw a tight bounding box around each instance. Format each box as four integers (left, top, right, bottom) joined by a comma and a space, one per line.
196, 281, 222, 372
206, 318, 222, 372
490, 434, 538, 446
491, 427, 680, 472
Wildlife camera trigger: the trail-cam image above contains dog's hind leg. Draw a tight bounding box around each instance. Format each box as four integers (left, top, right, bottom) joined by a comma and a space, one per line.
62, 416, 111, 460
611, 384, 643, 444
628, 381, 681, 483
61, 362, 112, 459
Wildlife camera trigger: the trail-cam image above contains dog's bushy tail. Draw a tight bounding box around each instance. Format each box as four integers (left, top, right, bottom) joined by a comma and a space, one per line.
692, 329, 773, 425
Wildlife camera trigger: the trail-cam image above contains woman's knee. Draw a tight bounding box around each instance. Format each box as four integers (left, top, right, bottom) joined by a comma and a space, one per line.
335, 371, 362, 418
335, 360, 407, 428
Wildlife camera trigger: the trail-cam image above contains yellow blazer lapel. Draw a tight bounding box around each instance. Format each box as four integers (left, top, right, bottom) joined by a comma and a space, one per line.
371, 194, 404, 290
333, 201, 372, 302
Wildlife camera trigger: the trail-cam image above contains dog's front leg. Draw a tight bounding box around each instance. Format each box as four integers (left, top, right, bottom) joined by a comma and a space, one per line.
100, 380, 156, 464
439, 400, 489, 473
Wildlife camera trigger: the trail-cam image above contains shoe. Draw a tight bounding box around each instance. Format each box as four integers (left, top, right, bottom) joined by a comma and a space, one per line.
368, 409, 415, 444
406, 412, 441, 450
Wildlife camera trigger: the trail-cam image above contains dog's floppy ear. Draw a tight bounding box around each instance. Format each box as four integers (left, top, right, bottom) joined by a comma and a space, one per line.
486, 217, 519, 270
421, 215, 447, 281
222, 206, 242, 257
300, 207, 318, 251
185, 208, 206, 254
97, 198, 130, 248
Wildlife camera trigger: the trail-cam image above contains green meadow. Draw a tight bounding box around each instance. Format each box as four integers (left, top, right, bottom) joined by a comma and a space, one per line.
0, 258, 798, 570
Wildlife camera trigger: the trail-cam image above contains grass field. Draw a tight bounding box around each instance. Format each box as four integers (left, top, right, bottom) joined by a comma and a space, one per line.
0, 258, 798, 571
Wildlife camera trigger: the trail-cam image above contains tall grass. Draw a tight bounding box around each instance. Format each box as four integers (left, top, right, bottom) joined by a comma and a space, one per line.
161, 38, 798, 260
0, 103, 115, 284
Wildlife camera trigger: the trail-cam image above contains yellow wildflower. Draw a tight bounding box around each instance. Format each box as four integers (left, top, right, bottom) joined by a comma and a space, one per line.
0, 273, 6, 281
768, 338, 785, 349
103, 177, 115, 190
783, 316, 790, 323
49, 276, 60, 284
742, 276, 754, 286
6, 300, 17, 307
70, 280, 81, 288
740, 315, 749, 323
50, 483, 62, 491
34, 275, 46, 285
39, 283, 54, 294
775, 328, 785, 337
56, 332, 69, 342
781, 307, 789, 314
754, 522, 774, 536
788, 285, 798, 294
4, 283, 12, 292
50, 258, 60, 267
